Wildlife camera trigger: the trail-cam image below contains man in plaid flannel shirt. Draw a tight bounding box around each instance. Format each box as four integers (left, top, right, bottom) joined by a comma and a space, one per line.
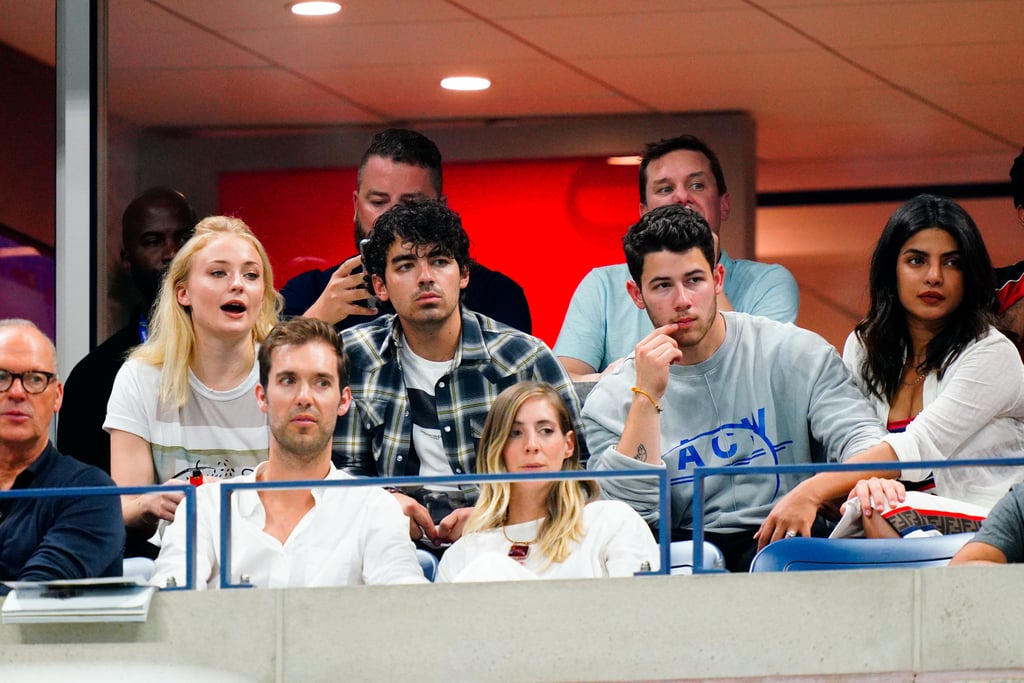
332, 199, 586, 546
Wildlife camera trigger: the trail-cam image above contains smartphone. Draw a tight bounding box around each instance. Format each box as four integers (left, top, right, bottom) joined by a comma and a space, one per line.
358, 238, 378, 309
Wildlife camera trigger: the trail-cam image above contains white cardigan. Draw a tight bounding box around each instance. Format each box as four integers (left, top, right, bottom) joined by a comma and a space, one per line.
843, 327, 1024, 510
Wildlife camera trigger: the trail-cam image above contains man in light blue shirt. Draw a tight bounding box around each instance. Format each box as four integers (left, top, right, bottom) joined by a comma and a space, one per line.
554, 134, 798, 381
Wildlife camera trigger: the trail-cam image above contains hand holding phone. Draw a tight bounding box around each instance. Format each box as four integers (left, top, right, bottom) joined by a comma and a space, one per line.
358, 238, 378, 309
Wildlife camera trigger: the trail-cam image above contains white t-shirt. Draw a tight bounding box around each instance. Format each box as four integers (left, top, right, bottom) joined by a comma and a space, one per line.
104, 356, 269, 483
399, 342, 456, 489
437, 500, 659, 582
150, 462, 428, 589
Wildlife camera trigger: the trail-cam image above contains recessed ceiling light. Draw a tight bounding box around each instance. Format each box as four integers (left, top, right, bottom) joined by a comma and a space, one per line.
441, 76, 491, 92
289, 2, 341, 16
607, 155, 642, 166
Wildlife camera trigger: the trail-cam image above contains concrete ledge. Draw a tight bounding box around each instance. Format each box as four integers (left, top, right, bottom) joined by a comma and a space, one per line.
2, 567, 1023, 681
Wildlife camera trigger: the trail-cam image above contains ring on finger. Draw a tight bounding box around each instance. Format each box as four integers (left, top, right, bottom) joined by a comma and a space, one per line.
784, 530, 797, 539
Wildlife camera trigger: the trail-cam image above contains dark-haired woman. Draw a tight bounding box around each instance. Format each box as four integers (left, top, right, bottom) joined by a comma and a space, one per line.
844, 194, 1024, 527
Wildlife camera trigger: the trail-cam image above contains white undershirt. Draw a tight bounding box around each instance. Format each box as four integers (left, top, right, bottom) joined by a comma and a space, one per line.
399, 341, 456, 490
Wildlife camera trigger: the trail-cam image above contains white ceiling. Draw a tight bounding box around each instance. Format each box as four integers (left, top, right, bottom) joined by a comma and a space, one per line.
3, 0, 1022, 190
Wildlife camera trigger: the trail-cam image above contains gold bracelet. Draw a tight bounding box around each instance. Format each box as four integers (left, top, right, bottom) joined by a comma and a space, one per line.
631, 386, 663, 413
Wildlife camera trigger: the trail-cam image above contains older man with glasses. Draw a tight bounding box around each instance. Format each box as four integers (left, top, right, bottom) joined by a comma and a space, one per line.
0, 319, 124, 592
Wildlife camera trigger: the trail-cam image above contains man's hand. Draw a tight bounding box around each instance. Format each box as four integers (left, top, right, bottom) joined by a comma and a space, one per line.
303, 254, 378, 324
754, 485, 820, 551
633, 323, 683, 401
391, 491, 438, 543
436, 507, 474, 544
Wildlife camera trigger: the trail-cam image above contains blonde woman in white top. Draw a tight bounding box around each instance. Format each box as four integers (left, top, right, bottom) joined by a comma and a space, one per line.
437, 382, 657, 582
105, 216, 281, 542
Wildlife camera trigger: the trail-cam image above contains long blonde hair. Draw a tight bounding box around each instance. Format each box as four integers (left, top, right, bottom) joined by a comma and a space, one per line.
464, 382, 598, 565
130, 216, 282, 407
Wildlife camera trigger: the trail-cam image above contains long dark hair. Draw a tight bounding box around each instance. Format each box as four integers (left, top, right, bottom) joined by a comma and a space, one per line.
855, 194, 996, 402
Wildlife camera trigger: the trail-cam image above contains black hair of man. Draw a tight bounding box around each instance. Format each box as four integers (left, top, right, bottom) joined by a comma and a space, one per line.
358, 128, 444, 197
623, 204, 717, 286
638, 134, 728, 204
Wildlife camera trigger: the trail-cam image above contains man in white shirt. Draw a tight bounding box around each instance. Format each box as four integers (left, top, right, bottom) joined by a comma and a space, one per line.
151, 317, 427, 588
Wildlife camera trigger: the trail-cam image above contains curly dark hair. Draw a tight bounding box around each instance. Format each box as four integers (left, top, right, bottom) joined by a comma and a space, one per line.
361, 198, 471, 290
855, 194, 997, 402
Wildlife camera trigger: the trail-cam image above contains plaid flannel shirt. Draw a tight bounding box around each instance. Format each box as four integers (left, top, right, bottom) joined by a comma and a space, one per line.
332, 308, 587, 482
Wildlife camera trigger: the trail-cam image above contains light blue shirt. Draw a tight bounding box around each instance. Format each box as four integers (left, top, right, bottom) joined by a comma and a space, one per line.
553, 251, 799, 372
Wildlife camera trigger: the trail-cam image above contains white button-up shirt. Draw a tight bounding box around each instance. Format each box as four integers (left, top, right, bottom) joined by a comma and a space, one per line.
152, 463, 427, 589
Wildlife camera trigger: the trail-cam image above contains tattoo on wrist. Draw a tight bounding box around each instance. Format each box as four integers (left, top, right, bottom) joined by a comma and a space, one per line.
635, 444, 648, 463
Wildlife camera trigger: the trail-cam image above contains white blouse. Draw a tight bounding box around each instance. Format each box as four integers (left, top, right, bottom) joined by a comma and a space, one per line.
843, 327, 1024, 510
437, 500, 659, 582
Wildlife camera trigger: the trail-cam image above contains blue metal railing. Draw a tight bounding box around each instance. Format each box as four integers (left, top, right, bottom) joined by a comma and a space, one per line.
689, 456, 1024, 573
10, 457, 1021, 585
217, 469, 670, 588
0, 483, 198, 590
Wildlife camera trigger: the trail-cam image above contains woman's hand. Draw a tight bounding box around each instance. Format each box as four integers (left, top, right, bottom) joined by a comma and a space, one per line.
848, 477, 906, 518
134, 480, 186, 525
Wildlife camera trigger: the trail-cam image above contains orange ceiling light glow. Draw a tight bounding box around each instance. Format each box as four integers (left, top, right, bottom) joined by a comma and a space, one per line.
606, 156, 642, 166
440, 76, 491, 92
289, 2, 341, 16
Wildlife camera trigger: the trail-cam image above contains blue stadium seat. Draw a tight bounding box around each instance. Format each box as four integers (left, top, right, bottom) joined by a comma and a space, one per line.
416, 549, 439, 582
669, 540, 727, 574
748, 533, 975, 572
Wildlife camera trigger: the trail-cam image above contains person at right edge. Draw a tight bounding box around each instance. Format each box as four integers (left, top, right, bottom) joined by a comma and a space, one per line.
994, 148, 1024, 357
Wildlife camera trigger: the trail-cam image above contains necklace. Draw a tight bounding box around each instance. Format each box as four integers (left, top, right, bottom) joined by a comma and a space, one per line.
502, 522, 540, 563
900, 369, 927, 387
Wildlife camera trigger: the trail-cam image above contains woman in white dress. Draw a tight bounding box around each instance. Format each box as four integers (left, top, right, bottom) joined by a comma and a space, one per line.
844, 194, 1024, 536
105, 216, 281, 543
437, 381, 657, 582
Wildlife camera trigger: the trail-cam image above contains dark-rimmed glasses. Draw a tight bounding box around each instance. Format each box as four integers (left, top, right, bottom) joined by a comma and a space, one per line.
0, 369, 57, 394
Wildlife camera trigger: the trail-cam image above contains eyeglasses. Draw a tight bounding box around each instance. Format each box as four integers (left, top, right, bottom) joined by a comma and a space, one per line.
0, 369, 57, 394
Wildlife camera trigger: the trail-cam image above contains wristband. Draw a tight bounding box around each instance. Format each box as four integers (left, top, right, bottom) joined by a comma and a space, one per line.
631, 386, 663, 413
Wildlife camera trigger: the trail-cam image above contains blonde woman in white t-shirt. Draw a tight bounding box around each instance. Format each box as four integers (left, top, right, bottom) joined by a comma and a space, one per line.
106, 216, 281, 541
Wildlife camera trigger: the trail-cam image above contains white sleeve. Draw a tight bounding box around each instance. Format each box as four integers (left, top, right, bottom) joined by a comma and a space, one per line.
884, 331, 1024, 469
595, 502, 660, 576
435, 539, 466, 583
360, 491, 430, 585
103, 359, 156, 440
150, 486, 218, 590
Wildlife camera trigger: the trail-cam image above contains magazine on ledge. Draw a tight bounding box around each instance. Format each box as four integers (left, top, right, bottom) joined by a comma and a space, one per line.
1, 576, 157, 624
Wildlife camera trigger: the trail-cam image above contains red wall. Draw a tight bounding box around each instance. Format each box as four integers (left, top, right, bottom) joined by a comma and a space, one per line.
219, 157, 641, 346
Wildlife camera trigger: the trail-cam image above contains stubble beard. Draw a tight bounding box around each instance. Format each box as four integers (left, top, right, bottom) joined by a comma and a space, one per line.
272, 420, 333, 463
